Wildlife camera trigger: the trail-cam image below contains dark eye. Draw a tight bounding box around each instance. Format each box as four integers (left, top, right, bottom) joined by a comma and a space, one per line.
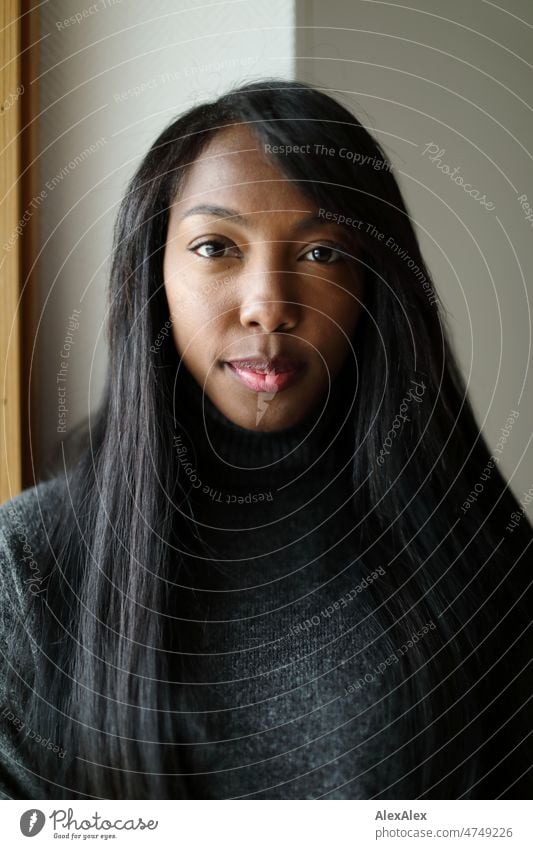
302, 244, 343, 263
190, 238, 240, 259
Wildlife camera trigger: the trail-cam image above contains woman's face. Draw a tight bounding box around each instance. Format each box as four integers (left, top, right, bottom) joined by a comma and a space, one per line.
163, 125, 364, 431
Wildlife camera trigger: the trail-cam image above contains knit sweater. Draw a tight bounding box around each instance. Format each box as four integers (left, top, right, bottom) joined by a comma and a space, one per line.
169, 361, 413, 799
0, 474, 69, 799
4, 363, 525, 799
0, 361, 419, 800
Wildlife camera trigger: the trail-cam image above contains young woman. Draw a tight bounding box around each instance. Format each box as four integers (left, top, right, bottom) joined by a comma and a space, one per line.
1, 79, 531, 800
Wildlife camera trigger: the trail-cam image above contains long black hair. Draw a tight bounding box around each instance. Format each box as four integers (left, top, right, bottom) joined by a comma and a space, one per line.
8, 79, 532, 799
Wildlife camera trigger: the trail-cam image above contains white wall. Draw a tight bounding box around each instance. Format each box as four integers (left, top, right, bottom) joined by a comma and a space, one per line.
296, 0, 533, 515
37, 0, 295, 474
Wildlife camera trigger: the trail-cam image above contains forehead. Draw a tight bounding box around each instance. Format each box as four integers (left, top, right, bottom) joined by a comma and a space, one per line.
173, 125, 311, 215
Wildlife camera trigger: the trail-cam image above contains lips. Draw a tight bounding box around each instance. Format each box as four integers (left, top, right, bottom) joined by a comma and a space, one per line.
226, 356, 304, 373
224, 355, 306, 393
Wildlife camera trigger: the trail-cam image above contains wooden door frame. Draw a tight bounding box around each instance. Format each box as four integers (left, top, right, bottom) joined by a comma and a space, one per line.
19, 0, 40, 491
0, 0, 39, 503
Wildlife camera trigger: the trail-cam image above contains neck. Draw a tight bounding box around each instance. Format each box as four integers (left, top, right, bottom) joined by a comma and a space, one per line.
175, 359, 356, 492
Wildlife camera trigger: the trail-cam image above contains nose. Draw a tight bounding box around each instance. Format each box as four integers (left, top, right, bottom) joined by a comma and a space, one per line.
238, 267, 300, 333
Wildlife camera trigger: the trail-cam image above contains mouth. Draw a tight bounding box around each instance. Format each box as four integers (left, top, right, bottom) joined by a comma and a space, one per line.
224, 356, 307, 393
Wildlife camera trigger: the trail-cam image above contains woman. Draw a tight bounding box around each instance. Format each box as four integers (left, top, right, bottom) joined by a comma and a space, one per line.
1, 79, 531, 800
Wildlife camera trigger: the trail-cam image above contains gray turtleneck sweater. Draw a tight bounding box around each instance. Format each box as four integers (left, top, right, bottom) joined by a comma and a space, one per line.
166, 363, 415, 799
0, 362, 420, 799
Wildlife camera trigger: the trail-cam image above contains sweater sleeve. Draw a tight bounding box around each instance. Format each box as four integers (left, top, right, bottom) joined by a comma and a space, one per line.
0, 478, 66, 799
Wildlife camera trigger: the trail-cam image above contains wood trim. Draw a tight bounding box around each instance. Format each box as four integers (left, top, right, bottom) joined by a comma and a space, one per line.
0, 0, 22, 503
19, 0, 40, 489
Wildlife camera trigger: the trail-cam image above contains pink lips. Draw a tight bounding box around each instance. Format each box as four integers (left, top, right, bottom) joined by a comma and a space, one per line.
225, 357, 306, 393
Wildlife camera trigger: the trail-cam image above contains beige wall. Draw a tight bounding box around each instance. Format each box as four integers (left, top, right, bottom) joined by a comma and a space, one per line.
296, 0, 533, 515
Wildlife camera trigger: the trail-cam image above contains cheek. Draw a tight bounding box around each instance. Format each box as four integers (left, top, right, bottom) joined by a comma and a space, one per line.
330, 270, 364, 336
338, 296, 363, 337
306, 289, 363, 378
169, 305, 204, 357
314, 287, 363, 346
164, 264, 201, 342
166, 286, 230, 365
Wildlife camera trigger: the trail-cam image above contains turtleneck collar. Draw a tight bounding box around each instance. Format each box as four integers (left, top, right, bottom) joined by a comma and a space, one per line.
174, 357, 357, 493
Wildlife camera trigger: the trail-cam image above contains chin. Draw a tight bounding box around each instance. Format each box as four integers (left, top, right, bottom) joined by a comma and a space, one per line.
223, 395, 319, 433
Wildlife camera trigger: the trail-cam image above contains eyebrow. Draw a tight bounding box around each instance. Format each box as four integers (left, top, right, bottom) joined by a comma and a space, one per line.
179, 204, 340, 233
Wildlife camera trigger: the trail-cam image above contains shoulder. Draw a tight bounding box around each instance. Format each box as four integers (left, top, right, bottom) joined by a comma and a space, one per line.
0, 475, 69, 550
0, 476, 69, 798
0, 475, 69, 606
